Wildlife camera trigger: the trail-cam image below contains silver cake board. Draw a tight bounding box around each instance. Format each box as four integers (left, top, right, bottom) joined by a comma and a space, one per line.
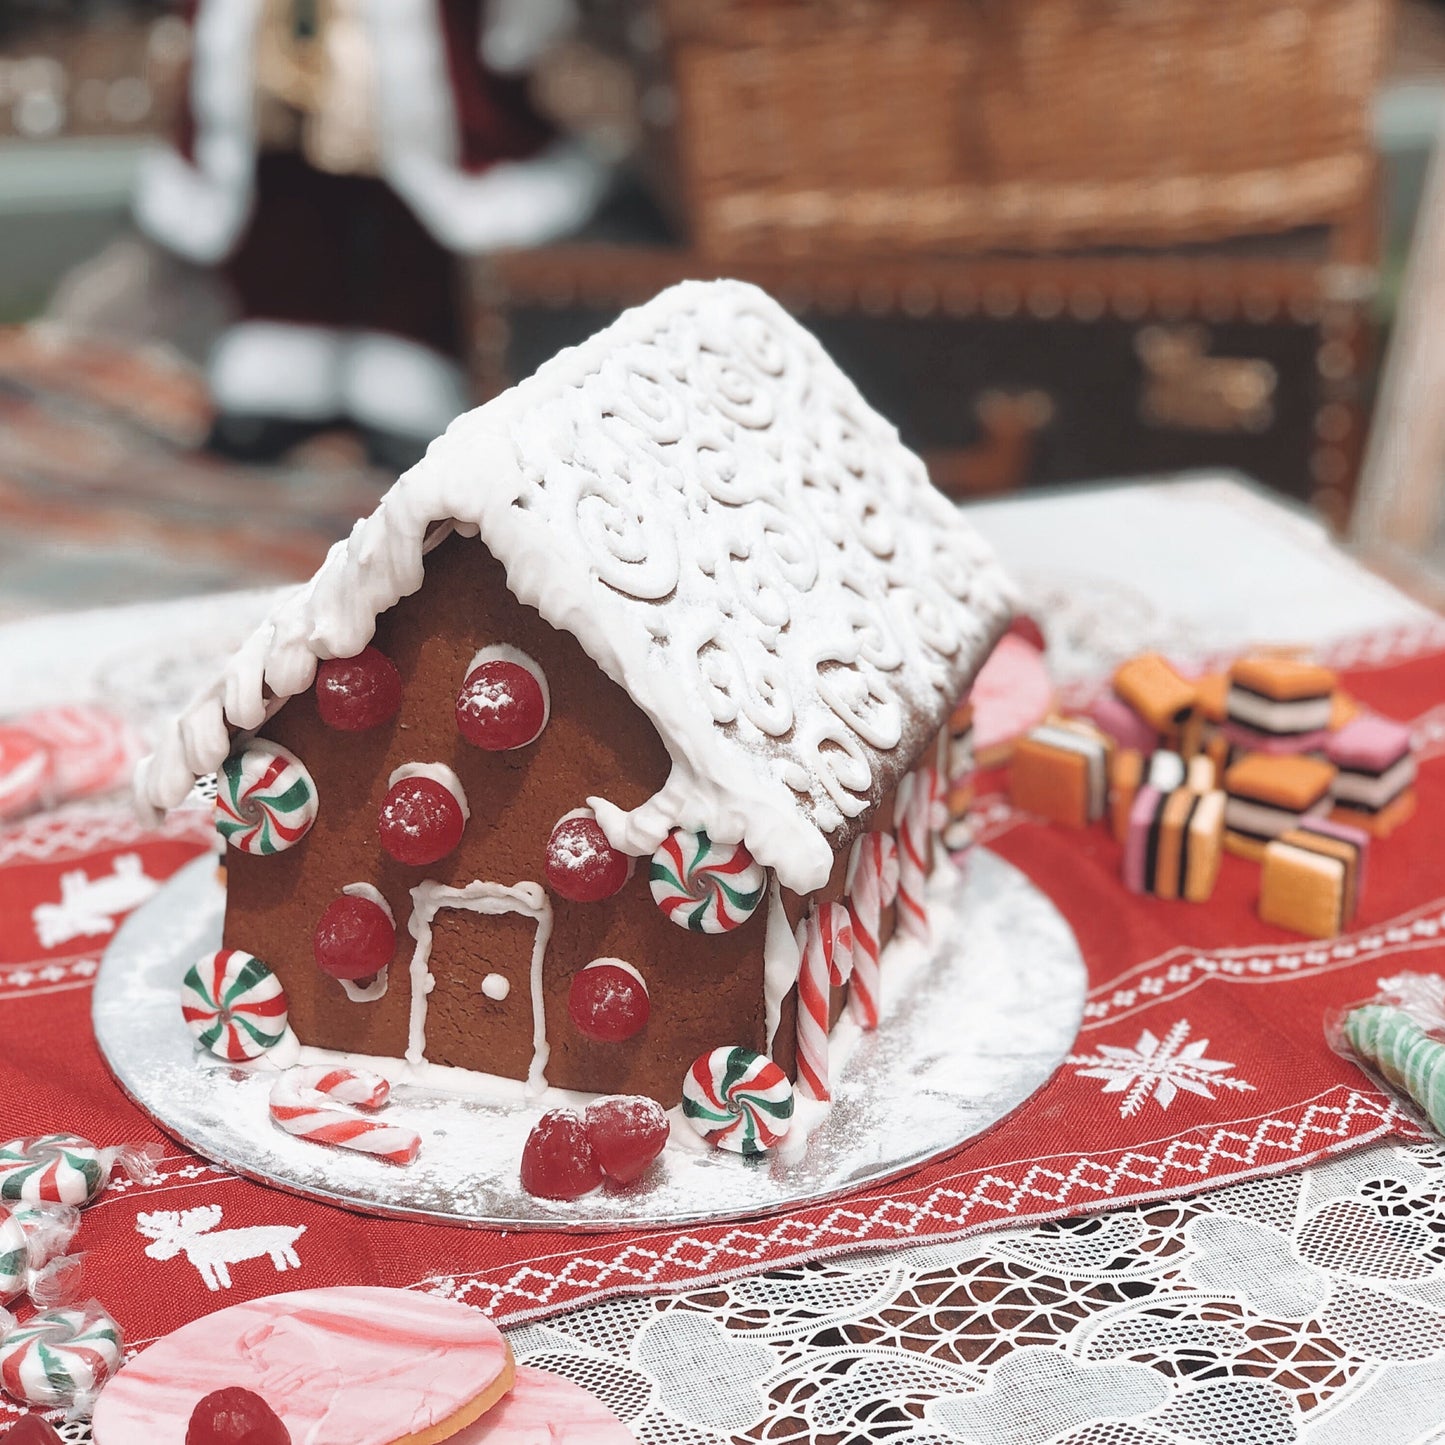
94, 849, 1086, 1232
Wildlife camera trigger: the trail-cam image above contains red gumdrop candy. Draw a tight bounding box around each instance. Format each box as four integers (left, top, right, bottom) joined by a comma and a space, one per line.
455, 658, 547, 751
520, 1110, 602, 1201
314, 647, 402, 731
568, 960, 650, 1043
1, 1417, 66, 1445
378, 777, 465, 866
546, 814, 631, 903
585, 1095, 669, 1185
185, 1388, 291, 1445
313, 894, 396, 980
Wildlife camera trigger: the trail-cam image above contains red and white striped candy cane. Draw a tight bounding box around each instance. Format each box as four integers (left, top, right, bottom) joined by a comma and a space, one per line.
268, 1067, 420, 1165
794, 902, 853, 1103
846, 831, 900, 1030
894, 762, 938, 944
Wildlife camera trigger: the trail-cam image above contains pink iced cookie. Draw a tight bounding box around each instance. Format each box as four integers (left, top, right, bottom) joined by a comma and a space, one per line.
19, 705, 143, 801
0, 727, 52, 821
91, 1287, 514, 1445
1326, 715, 1412, 772
971, 632, 1054, 766
1090, 693, 1157, 753
452, 1367, 636, 1445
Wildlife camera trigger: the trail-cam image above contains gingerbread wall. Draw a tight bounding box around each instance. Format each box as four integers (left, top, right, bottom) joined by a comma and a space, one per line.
223, 531, 802, 1105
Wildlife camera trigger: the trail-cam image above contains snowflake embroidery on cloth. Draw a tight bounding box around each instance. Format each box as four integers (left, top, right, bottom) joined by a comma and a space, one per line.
1066, 1018, 1256, 1118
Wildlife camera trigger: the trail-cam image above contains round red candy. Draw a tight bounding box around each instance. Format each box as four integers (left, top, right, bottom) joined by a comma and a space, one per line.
455, 657, 547, 751
520, 1110, 602, 1201
314, 647, 402, 732
313, 894, 396, 981
378, 777, 465, 866
186, 1387, 291, 1445
546, 814, 631, 902
584, 1095, 668, 1185
1, 1416, 66, 1445
568, 960, 650, 1043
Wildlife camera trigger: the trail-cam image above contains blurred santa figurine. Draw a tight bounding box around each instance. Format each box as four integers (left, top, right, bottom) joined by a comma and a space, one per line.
133, 0, 602, 466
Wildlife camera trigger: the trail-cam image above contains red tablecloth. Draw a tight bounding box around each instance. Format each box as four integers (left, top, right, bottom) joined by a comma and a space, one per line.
2, 646, 1439, 1387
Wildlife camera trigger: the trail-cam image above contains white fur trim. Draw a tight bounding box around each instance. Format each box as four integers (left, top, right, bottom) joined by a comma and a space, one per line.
343, 332, 470, 438
482, 0, 577, 73
132, 0, 260, 262
208, 322, 345, 419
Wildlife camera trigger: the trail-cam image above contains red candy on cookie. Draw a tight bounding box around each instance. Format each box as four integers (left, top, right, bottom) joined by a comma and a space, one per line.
313, 894, 396, 981
545, 812, 631, 903
568, 960, 650, 1043
456, 651, 548, 751
0, 1418, 65, 1445
186, 1388, 291, 1445
520, 1110, 602, 1201
314, 647, 402, 732
585, 1096, 668, 1185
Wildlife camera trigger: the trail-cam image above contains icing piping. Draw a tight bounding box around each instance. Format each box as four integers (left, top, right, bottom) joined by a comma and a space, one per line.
388, 761, 469, 821
481, 973, 510, 1000
762, 871, 801, 1054
337, 882, 392, 1003
135, 281, 1015, 896
406, 879, 553, 1094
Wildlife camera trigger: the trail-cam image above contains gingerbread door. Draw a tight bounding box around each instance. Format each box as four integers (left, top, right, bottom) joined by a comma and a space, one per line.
408, 882, 552, 1085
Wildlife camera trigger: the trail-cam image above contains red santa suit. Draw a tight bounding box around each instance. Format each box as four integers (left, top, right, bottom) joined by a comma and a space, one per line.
134, 0, 603, 456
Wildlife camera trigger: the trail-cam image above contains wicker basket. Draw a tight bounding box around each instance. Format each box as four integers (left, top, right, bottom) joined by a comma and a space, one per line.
641, 0, 1392, 258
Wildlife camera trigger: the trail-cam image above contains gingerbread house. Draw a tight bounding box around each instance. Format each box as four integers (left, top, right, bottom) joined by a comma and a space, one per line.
138, 280, 1015, 1108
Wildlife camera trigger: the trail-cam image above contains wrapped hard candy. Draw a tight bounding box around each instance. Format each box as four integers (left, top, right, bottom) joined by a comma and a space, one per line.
0, 1135, 160, 1209
0, 1300, 123, 1412
0, 1200, 81, 1307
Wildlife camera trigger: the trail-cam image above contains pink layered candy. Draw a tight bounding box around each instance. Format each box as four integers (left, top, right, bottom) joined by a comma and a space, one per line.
1325, 715, 1412, 773
1090, 694, 1158, 753
1223, 721, 1330, 757
1121, 786, 1162, 894
91, 1287, 511, 1445
452, 1367, 636, 1445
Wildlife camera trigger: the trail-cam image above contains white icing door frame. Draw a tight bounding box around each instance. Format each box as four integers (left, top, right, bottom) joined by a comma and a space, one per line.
404, 879, 554, 1092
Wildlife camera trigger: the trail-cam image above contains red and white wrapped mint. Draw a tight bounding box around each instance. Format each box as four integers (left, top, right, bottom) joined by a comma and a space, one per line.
0, 727, 53, 822
15, 705, 144, 802
0, 1300, 123, 1412
0, 1134, 162, 1210
0, 1201, 82, 1307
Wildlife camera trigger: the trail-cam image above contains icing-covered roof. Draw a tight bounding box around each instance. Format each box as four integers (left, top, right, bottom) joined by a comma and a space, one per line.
137, 281, 1015, 892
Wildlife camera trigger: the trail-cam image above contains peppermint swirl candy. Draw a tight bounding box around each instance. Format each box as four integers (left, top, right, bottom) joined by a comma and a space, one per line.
681, 1046, 794, 1156
0, 1211, 26, 1301
0, 1134, 109, 1208
181, 949, 289, 1061
215, 741, 318, 854
649, 829, 765, 933
0, 1303, 123, 1407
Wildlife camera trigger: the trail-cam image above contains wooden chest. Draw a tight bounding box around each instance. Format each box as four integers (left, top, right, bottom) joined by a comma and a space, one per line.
474, 224, 1377, 529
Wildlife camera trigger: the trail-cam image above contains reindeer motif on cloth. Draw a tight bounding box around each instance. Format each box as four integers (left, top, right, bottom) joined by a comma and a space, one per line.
135, 1205, 306, 1291
32, 853, 160, 949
